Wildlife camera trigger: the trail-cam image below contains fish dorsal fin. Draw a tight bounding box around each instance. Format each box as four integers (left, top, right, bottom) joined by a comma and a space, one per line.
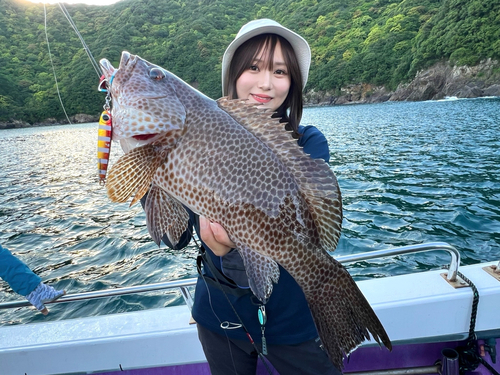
217, 97, 342, 250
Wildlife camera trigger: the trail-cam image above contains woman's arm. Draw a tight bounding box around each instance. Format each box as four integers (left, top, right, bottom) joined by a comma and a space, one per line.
201, 126, 331, 254
298, 125, 330, 162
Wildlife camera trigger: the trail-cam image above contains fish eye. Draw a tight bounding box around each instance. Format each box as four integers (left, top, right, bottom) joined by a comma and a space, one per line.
149, 68, 165, 81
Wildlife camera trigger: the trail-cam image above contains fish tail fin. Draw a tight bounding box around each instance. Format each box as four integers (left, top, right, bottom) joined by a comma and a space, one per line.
306, 256, 392, 369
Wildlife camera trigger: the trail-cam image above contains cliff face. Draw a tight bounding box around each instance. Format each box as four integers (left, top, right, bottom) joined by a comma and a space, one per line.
305, 59, 500, 106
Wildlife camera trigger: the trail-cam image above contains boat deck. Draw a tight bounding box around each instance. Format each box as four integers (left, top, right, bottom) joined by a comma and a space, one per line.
1, 260, 499, 374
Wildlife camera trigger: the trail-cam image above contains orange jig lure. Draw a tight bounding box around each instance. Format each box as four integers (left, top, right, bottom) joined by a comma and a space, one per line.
97, 110, 112, 185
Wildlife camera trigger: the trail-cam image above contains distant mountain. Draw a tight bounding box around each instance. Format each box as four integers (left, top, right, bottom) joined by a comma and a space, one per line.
1, 0, 499, 123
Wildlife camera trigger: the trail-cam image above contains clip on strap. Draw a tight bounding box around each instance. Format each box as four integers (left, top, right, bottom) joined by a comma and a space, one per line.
258, 305, 268, 355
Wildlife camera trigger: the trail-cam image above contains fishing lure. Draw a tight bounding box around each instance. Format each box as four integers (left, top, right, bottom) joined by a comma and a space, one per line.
97, 110, 112, 185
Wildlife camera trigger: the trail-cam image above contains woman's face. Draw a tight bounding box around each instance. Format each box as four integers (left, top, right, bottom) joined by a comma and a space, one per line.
235, 42, 291, 111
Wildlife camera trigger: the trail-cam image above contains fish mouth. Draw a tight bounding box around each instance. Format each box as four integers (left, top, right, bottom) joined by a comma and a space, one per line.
120, 134, 159, 154
99, 58, 116, 81
133, 134, 158, 141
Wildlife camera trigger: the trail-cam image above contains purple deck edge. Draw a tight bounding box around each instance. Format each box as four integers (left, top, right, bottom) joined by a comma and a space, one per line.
96, 339, 500, 375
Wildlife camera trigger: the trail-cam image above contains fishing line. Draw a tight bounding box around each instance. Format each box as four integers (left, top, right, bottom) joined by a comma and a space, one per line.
57, 2, 102, 78
43, 3, 72, 125
190, 232, 242, 374
197, 257, 241, 374
43, 2, 103, 124
190, 225, 274, 375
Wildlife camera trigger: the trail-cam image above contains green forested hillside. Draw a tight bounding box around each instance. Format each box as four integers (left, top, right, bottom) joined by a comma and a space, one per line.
1, 0, 499, 123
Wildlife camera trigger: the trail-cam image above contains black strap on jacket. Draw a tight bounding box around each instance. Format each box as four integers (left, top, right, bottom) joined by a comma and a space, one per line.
197, 246, 251, 297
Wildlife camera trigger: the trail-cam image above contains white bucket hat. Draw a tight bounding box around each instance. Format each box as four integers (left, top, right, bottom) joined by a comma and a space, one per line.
221, 19, 311, 96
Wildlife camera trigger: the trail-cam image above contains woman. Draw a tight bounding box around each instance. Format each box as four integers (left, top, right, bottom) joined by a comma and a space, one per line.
160, 19, 341, 375
0, 244, 65, 315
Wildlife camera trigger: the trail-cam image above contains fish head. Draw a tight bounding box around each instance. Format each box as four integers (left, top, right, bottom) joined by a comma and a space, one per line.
99, 51, 186, 152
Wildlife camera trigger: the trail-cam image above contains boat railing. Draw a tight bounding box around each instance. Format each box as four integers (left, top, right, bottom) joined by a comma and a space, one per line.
0, 241, 460, 311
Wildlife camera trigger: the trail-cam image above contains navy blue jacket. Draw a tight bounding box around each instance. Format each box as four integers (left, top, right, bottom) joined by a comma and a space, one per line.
164, 125, 330, 345
0, 244, 41, 296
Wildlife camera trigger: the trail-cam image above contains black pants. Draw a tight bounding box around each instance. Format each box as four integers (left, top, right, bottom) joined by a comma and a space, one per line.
197, 324, 343, 375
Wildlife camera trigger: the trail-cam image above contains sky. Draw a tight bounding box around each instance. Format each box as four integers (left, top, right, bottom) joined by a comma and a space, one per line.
25, 0, 122, 5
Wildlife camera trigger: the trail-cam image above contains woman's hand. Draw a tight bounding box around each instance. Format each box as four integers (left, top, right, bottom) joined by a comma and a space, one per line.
199, 216, 235, 256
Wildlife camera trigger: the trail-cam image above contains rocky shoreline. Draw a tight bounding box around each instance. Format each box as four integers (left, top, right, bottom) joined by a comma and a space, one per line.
2, 59, 499, 129
304, 59, 500, 106
0, 113, 99, 130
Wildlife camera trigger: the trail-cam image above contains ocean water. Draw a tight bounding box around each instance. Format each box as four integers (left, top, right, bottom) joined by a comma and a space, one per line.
0, 97, 499, 325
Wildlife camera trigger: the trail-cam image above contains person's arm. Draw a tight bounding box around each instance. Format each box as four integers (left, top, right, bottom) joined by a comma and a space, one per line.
298, 125, 330, 162
201, 126, 331, 252
200, 126, 331, 253
0, 245, 41, 296
198, 126, 331, 288
0, 245, 65, 315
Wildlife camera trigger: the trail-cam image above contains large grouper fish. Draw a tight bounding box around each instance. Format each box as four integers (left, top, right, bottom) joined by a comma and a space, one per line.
99, 51, 391, 368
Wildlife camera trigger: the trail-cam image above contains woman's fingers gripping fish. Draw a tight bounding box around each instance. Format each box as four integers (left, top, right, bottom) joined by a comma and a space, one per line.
99, 51, 392, 369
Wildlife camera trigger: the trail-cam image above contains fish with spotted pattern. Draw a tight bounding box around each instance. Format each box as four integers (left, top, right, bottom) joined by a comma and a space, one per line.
99, 51, 391, 368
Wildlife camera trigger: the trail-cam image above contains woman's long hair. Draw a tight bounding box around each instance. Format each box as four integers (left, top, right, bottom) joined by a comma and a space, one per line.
224, 34, 304, 138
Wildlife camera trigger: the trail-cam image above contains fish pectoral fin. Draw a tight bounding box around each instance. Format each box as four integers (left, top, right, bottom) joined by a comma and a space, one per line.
106, 144, 166, 205
145, 185, 189, 246
236, 245, 280, 303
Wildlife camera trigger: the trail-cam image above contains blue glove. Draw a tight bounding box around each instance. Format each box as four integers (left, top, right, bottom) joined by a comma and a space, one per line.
25, 282, 65, 315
